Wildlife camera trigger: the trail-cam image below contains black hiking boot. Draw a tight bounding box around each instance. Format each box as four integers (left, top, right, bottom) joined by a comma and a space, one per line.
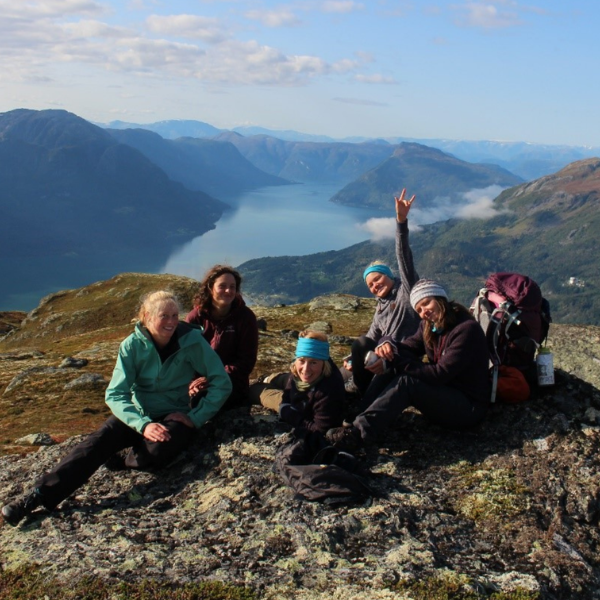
326, 424, 363, 453
2, 489, 44, 526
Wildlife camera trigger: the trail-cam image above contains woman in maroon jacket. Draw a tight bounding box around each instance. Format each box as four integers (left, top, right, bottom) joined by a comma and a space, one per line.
327, 279, 491, 450
186, 265, 258, 409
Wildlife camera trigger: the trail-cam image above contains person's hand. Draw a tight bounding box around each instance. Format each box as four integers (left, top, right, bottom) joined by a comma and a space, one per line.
375, 342, 394, 362
165, 412, 195, 429
189, 376, 208, 397
395, 188, 416, 223
143, 422, 171, 443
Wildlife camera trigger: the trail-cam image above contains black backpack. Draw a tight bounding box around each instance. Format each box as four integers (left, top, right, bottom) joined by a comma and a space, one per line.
470, 272, 551, 402
274, 433, 373, 504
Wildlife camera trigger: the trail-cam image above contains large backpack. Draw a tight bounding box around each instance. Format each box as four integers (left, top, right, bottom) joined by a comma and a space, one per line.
470, 272, 551, 402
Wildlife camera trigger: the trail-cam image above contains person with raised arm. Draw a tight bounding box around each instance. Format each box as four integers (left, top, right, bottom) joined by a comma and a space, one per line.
343, 189, 420, 399
327, 280, 491, 451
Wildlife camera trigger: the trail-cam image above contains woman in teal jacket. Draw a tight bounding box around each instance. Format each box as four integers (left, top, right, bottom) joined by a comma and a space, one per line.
1, 290, 232, 526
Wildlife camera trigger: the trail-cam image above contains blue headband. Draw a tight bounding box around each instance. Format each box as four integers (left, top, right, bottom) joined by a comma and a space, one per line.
363, 264, 394, 282
295, 337, 330, 361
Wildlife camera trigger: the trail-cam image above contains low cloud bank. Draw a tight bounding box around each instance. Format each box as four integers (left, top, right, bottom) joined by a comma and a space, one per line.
359, 185, 508, 241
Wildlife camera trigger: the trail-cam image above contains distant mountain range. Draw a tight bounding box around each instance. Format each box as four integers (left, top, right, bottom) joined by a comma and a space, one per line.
104, 118, 600, 181
330, 142, 522, 210
238, 158, 600, 325
107, 128, 289, 199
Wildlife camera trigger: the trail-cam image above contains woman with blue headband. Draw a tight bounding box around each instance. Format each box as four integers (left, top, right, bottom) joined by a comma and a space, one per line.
343, 189, 421, 399
250, 331, 345, 434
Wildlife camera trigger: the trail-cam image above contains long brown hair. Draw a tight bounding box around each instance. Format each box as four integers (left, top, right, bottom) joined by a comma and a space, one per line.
193, 265, 242, 312
422, 297, 474, 349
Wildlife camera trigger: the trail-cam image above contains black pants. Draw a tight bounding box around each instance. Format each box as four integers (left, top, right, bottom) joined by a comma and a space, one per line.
354, 373, 488, 442
34, 416, 195, 510
349, 335, 378, 395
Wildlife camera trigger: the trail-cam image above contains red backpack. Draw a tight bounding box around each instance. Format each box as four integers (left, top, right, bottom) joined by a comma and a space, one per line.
470, 272, 552, 403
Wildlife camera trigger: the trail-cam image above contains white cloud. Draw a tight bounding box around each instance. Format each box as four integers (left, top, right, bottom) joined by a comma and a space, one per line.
321, 1, 364, 14
358, 217, 397, 241
456, 185, 508, 219
453, 1, 523, 29
245, 8, 302, 28
0, 0, 107, 18
145, 14, 226, 43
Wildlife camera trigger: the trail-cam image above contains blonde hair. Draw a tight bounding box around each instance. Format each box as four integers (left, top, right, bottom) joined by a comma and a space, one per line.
290, 330, 332, 378
138, 290, 182, 325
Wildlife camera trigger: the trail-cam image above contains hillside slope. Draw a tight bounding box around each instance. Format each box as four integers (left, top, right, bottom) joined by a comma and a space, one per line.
0, 109, 226, 309
0, 274, 599, 599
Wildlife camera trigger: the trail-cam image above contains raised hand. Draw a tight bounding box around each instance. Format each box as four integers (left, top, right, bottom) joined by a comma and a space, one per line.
395, 188, 416, 223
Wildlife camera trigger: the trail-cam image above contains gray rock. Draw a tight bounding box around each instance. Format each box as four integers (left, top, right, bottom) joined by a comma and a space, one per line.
306, 321, 332, 334
308, 295, 361, 311
64, 373, 107, 390
14, 432, 55, 446
60, 357, 89, 369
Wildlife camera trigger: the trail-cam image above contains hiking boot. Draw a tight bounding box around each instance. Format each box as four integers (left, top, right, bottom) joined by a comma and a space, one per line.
326, 424, 363, 453
1, 489, 43, 526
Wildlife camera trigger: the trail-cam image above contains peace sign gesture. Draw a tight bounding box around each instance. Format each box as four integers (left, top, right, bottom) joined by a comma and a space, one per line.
394, 188, 416, 223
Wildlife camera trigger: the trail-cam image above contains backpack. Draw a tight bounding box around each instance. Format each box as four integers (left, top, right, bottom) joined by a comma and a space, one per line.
470, 272, 551, 403
274, 432, 374, 504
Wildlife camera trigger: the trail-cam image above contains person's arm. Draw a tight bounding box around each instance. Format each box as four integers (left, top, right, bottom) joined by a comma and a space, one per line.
105, 340, 152, 434
394, 189, 419, 290
187, 337, 232, 428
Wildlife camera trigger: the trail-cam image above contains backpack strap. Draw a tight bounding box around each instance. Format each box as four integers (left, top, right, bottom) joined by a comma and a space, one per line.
490, 364, 499, 403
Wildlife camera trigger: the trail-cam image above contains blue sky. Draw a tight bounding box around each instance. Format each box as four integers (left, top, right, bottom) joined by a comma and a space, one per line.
1, 0, 597, 146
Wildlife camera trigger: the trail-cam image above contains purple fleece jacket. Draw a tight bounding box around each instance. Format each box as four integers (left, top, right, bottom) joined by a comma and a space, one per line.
388, 311, 491, 405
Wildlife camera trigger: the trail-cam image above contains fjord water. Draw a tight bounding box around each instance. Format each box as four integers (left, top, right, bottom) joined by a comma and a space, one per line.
1, 183, 380, 311
160, 182, 379, 282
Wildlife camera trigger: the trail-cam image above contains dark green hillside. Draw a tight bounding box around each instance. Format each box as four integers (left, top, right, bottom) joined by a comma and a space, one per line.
108, 128, 289, 198
330, 142, 523, 210
240, 158, 600, 325
0, 109, 226, 308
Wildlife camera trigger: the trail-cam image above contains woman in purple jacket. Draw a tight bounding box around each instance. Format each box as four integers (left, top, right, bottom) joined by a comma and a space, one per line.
186, 265, 258, 409
327, 279, 491, 451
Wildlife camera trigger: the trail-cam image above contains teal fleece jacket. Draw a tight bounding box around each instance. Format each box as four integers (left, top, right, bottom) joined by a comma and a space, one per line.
105, 321, 232, 433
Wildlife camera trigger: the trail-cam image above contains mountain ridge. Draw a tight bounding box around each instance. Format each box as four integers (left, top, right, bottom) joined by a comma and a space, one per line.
238, 158, 600, 325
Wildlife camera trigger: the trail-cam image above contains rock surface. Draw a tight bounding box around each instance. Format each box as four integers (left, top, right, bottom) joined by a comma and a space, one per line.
0, 275, 599, 599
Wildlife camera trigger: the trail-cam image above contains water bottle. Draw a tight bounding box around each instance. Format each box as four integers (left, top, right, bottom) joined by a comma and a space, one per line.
536, 347, 555, 386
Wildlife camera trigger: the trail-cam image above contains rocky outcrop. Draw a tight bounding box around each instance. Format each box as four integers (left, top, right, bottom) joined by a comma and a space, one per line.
0, 278, 599, 599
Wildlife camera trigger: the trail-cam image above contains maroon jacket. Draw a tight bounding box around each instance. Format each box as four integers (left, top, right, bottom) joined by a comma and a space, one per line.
185, 295, 258, 404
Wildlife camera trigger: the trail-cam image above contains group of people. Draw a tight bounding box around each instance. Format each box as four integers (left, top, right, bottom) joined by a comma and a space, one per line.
2, 189, 491, 526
